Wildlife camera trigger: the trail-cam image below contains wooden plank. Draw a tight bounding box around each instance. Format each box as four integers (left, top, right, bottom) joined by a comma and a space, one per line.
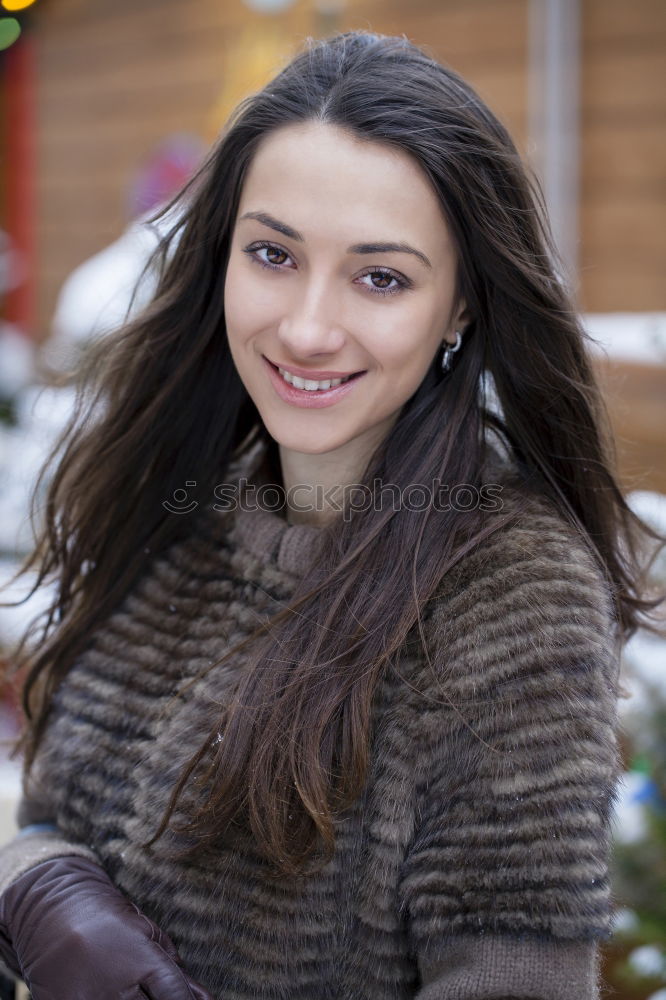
36, 109, 213, 157
582, 0, 666, 49
579, 267, 666, 313
35, 130, 207, 181
593, 358, 666, 494
344, 0, 528, 129
581, 195, 666, 259
38, 58, 220, 110
38, 75, 219, 121
582, 46, 666, 117
36, 25, 268, 98
582, 120, 666, 193
352, 0, 528, 62
37, 238, 122, 267
36, 0, 266, 46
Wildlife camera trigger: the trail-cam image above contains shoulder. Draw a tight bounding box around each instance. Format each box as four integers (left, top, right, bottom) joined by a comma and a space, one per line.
415, 470, 621, 739
427, 468, 616, 644
398, 476, 624, 948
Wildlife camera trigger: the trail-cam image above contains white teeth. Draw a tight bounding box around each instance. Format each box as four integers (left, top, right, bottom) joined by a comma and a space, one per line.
277, 367, 352, 390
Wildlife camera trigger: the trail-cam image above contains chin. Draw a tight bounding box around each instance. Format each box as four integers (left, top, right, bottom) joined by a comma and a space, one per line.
265, 424, 352, 457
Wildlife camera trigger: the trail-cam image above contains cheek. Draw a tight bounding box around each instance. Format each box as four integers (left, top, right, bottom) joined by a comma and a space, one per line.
223, 258, 249, 335
224, 259, 284, 341
364, 302, 443, 375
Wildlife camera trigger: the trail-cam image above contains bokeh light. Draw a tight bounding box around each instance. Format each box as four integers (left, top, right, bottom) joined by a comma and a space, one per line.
0, 17, 21, 50
1, 0, 38, 12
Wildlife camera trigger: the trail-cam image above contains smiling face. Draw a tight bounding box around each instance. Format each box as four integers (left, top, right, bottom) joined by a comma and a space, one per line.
224, 120, 466, 474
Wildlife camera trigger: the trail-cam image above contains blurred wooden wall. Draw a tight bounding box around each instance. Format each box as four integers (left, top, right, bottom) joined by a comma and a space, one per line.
580, 0, 665, 312
596, 357, 666, 495
32, 0, 532, 337
28, 0, 666, 493
31, 0, 665, 326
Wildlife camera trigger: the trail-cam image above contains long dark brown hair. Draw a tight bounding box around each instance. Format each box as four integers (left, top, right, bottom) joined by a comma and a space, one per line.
3, 30, 664, 876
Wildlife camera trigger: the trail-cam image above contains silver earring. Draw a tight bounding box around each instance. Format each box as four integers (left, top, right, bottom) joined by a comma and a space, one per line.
441, 329, 463, 373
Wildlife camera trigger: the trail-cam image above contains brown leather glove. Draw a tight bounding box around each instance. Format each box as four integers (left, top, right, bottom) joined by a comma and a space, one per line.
0, 855, 214, 999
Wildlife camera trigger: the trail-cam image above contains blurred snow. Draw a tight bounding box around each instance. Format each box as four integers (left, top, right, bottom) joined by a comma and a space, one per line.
621, 628, 666, 709
585, 312, 666, 366
611, 771, 648, 843
0, 558, 51, 836
611, 769, 664, 844
629, 490, 666, 534
0, 324, 34, 398
0, 228, 24, 295
0, 758, 20, 842
42, 201, 183, 376
618, 489, 666, 711
0, 384, 78, 557
611, 906, 640, 934
0, 556, 55, 650
628, 945, 666, 979
42, 217, 163, 375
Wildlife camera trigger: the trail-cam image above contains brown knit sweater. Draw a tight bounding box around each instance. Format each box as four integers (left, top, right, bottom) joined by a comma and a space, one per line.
0, 442, 622, 999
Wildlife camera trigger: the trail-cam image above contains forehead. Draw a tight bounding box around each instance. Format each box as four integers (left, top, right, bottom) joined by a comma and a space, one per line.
236, 121, 454, 261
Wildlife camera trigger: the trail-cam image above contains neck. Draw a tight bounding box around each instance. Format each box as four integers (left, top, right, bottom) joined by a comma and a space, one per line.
281, 465, 347, 528
277, 442, 375, 528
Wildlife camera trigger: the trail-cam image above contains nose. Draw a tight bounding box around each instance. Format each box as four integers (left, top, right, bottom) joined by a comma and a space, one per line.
276, 275, 347, 360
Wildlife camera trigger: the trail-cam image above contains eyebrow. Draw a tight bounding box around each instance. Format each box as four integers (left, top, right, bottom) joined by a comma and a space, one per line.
238, 210, 433, 269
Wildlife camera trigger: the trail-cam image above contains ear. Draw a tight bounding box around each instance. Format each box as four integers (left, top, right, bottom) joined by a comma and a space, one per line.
451, 300, 471, 332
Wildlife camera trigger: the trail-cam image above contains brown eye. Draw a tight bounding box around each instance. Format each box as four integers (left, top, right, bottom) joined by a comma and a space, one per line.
242, 242, 294, 271
358, 268, 410, 297
370, 272, 393, 289
266, 247, 288, 265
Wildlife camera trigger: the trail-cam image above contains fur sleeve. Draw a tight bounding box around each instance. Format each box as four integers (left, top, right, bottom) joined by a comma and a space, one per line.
398, 503, 624, 999
0, 741, 101, 898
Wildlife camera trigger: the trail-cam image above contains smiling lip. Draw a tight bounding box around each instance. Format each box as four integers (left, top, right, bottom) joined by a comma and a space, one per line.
264, 357, 365, 380
262, 355, 367, 409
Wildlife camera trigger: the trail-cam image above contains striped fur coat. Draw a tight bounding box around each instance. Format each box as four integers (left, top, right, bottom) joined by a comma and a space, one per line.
0, 442, 623, 999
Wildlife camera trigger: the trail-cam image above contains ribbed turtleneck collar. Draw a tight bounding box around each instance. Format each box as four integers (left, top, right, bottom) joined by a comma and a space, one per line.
231, 499, 325, 578
224, 438, 326, 579
220, 434, 515, 580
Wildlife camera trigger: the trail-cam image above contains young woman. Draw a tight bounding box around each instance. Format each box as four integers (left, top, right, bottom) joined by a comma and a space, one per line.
0, 29, 663, 1000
